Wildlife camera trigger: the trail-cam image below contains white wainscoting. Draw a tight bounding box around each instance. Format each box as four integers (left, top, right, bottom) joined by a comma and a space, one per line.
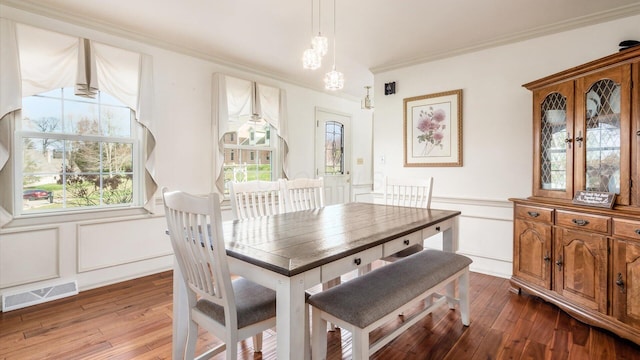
77, 216, 172, 272
0, 226, 60, 288
355, 193, 514, 278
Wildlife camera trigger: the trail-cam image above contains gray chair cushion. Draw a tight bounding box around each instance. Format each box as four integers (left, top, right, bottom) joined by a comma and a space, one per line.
195, 278, 276, 329
307, 249, 472, 328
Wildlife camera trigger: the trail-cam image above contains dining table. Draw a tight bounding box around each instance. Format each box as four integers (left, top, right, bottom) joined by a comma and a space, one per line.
172, 202, 461, 359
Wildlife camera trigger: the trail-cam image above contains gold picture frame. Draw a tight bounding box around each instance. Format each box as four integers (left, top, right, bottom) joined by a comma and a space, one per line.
403, 89, 463, 167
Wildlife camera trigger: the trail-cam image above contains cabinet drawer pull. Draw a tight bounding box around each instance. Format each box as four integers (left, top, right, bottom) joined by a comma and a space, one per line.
435, 226, 441, 231
354, 258, 362, 266
527, 211, 540, 218
616, 273, 626, 293
572, 219, 589, 226
403, 239, 410, 246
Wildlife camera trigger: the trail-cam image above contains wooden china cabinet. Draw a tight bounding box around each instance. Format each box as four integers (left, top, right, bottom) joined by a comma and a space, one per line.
510, 47, 640, 344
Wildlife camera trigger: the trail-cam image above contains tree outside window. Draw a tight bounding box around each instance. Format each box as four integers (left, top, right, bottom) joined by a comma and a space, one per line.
19, 88, 138, 213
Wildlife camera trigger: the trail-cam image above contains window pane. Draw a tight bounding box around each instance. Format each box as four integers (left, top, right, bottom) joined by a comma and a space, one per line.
101, 105, 131, 137
22, 96, 62, 132
222, 116, 275, 194
65, 100, 100, 135
324, 121, 344, 175
20, 87, 137, 214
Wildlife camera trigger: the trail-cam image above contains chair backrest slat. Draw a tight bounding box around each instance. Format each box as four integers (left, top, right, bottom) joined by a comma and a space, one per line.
281, 178, 325, 212
383, 177, 433, 209
229, 180, 284, 220
162, 188, 235, 316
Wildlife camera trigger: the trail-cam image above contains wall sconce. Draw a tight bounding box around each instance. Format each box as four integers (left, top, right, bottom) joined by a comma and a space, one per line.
361, 86, 374, 110
384, 82, 396, 95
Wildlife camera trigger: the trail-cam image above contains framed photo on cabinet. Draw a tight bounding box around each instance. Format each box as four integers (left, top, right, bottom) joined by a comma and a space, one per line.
403, 89, 463, 167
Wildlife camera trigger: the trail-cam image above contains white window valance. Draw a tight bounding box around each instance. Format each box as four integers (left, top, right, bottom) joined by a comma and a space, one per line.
212, 73, 289, 194
0, 19, 157, 224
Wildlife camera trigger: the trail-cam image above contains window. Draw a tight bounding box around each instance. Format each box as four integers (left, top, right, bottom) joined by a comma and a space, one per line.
214, 74, 288, 195
0, 22, 154, 222
18, 87, 140, 214
223, 118, 276, 188
324, 121, 344, 175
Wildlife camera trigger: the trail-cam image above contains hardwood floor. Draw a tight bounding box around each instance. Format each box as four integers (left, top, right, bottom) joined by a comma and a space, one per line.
1, 269, 639, 359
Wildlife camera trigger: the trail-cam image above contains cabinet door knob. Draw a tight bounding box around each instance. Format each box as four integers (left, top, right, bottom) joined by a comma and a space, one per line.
555, 257, 563, 270
527, 211, 540, 218
543, 255, 550, 262
565, 132, 572, 149
572, 219, 589, 226
635, 229, 640, 236
354, 258, 362, 266
436, 226, 441, 231
574, 131, 583, 148
636, 130, 640, 136
403, 239, 410, 245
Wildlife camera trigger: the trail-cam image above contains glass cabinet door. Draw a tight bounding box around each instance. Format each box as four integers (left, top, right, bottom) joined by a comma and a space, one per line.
576, 65, 631, 205
533, 81, 574, 199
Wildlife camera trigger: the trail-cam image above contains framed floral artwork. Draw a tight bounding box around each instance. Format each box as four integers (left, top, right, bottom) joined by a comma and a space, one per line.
403, 89, 463, 167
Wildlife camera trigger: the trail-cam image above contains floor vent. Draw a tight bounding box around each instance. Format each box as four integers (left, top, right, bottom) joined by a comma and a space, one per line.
2, 280, 78, 312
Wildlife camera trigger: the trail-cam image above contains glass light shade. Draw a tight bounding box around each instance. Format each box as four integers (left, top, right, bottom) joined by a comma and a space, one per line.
312, 35, 328, 57
324, 68, 344, 91
302, 48, 321, 70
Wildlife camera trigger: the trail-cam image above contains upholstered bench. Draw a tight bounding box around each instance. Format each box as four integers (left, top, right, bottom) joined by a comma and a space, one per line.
307, 249, 472, 360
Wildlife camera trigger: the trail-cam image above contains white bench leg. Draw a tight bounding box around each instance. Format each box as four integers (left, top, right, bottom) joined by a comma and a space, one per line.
252, 333, 263, 352
304, 304, 311, 360
311, 307, 328, 360
323, 279, 341, 331
445, 280, 456, 309
459, 269, 470, 326
351, 327, 368, 360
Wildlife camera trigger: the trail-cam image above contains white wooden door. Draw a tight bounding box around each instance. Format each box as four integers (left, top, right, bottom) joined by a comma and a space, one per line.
315, 108, 351, 205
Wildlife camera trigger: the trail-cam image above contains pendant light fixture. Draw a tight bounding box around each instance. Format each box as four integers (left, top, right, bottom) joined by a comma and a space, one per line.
324, 0, 344, 91
302, 0, 321, 70
311, 0, 328, 57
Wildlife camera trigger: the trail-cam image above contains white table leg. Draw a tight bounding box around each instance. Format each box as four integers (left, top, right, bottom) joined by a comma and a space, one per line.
275, 275, 307, 360
442, 216, 459, 253
172, 259, 188, 360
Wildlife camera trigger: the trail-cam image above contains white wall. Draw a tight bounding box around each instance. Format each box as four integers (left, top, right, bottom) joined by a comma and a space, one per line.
0, 4, 370, 303
370, 14, 640, 277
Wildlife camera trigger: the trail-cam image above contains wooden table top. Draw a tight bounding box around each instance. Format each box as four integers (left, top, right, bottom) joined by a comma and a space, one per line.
223, 202, 460, 276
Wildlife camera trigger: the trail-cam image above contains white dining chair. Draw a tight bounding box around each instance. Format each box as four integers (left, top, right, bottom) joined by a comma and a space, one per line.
382, 176, 434, 260
229, 180, 284, 220
280, 177, 324, 212
383, 176, 433, 209
162, 187, 277, 360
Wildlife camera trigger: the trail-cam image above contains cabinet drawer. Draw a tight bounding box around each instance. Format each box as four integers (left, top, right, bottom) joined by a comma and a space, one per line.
321, 245, 382, 282
382, 230, 422, 257
556, 210, 610, 234
515, 205, 553, 223
613, 218, 640, 240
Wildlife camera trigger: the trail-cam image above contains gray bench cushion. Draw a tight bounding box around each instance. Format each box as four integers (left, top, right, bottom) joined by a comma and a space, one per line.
195, 277, 276, 329
307, 249, 472, 328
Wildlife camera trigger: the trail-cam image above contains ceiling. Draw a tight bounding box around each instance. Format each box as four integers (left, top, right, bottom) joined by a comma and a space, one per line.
4, 0, 640, 98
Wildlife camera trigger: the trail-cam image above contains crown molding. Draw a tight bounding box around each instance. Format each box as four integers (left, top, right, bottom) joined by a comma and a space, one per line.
0, 0, 360, 102
370, 3, 640, 74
